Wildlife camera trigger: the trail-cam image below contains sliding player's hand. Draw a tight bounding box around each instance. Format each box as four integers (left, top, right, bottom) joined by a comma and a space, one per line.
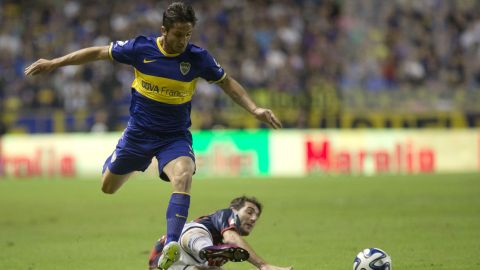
25, 59, 57, 76
253, 108, 282, 129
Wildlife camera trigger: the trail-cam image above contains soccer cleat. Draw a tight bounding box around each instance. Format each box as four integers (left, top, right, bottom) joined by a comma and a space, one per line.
148, 236, 166, 270
157, 241, 181, 270
199, 244, 249, 263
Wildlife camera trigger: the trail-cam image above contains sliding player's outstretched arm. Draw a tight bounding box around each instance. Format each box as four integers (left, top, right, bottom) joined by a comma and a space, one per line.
223, 230, 293, 270
24, 46, 111, 76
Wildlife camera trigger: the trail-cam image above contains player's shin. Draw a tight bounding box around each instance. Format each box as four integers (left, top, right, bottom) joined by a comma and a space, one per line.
166, 192, 190, 244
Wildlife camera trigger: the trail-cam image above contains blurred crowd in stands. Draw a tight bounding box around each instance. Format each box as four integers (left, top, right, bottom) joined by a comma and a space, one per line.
1, 0, 480, 132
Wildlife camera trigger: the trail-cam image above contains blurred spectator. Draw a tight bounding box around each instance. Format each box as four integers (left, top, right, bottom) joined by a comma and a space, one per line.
0, 120, 6, 176
90, 110, 108, 133
3, 0, 480, 131
0, 120, 6, 136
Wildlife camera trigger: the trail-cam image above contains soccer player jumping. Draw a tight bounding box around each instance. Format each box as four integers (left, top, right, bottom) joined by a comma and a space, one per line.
25, 1, 282, 270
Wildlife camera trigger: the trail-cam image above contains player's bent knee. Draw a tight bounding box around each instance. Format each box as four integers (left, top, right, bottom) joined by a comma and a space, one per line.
171, 170, 193, 190
179, 168, 195, 180
101, 178, 119, 194
101, 171, 130, 194
101, 176, 116, 194
101, 184, 116, 194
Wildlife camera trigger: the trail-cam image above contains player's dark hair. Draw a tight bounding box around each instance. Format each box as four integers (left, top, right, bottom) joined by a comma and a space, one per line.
230, 196, 262, 216
163, 1, 197, 30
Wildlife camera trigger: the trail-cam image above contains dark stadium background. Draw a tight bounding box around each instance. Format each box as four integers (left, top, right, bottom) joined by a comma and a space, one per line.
2, 0, 480, 132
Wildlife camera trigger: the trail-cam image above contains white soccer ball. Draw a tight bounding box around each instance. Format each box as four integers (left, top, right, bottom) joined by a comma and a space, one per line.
353, 248, 392, 270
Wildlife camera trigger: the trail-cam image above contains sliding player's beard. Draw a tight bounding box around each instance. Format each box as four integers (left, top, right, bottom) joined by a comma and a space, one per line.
234, 214, 251, 236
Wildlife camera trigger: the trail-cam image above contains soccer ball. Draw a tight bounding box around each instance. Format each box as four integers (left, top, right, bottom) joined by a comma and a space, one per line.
353, 248, 392, 270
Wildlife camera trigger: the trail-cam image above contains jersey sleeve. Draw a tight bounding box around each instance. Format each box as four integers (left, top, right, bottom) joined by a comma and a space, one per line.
199, 51, 227, 84
110, 38, 137, 65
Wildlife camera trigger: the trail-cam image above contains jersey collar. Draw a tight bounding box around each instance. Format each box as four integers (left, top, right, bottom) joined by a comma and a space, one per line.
157, 37, 181, 57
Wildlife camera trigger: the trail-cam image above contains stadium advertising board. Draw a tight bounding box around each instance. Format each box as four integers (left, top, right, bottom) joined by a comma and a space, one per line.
0, 134, 118, 178
270, 130, 480, 176
0, 130, 269, 178
0, 130, 478, 178
191, 130, 269, 177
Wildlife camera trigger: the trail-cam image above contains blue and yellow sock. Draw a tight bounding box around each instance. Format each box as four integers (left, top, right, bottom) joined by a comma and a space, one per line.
165, 192, 190, 244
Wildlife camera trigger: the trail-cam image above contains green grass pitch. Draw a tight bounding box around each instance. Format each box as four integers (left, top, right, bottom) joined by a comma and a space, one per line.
1, 174, 479, 270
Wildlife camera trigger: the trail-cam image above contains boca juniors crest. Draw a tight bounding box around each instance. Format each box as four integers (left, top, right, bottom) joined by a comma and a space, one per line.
180, 62, 191, 75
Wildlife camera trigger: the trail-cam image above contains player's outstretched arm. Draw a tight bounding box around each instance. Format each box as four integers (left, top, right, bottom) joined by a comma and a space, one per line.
222, 230, 293, 270
24, 45, 111, 76
217, 76, 282, 129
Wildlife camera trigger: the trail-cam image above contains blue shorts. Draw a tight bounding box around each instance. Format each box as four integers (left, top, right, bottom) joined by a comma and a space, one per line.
103, 127, 195, 181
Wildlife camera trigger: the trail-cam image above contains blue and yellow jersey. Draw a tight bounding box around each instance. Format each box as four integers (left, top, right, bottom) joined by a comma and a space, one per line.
109, 36, 226, 133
